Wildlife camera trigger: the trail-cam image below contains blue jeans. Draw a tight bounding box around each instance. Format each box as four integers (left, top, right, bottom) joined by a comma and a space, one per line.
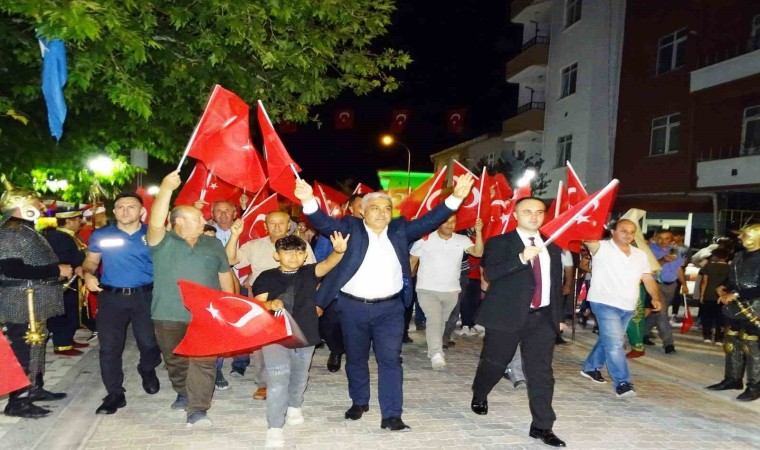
261, 344, 315, 428
582, 302, 634, 386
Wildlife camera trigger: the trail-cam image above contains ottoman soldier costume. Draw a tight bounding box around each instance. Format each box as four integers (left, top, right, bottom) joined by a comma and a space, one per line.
0, 177, 70, 418
706, 224, 760, 402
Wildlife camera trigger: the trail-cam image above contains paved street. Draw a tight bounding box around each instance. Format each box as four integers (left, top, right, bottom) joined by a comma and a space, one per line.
1, 322, 759, 450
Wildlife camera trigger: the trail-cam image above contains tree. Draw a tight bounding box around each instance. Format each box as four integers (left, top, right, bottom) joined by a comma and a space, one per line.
0, 0, 410, 201
474, 150, 550, 197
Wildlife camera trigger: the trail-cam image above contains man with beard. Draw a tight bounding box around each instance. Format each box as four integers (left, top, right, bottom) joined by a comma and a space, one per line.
0, 177, 72, 418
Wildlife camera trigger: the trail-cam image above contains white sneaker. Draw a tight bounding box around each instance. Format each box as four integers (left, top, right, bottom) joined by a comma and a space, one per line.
265, 428, 284, 448
431, 353, 446, 370
285, 407, 304, 425
473, 325, 486, 337
456, 326, 471, 336
703, 339, 712, 343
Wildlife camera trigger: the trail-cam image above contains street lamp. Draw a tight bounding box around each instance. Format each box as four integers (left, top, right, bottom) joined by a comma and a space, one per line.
147, 185, 160, 196
380, 134, 412, 194
517, 169, 536, 187
87, 155, 115, 177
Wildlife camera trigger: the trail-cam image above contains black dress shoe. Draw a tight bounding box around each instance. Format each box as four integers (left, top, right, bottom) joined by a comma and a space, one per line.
402, 334, 413, 344
139, 368, 160, 394
529, 427, 566, 447
344, 404, 369, 420
736, 386, 760, 402
470, 397, 488, 415
706, 379, 744, 391
327, 352, 342, 373
96, 393, 126, 415
643, 337, 655, 346
28, 387, 67, 402
555, 336, 568, 345
381, 417, 411, 431
3, 400, 51, 418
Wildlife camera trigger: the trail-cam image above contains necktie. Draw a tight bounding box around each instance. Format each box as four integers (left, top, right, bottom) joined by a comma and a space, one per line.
529, 237, 542, 309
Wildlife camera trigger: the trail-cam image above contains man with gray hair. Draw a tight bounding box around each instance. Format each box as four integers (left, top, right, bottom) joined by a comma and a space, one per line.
294, 174, 474, 431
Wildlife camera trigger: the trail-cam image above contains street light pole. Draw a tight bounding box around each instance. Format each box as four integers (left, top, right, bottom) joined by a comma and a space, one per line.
380, 135, 412, 195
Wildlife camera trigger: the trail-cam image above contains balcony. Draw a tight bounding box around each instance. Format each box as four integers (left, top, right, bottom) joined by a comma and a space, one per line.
696, 144, 760, 188
506, 36, 550, 84
502, 102, 545, 138
511, 0, 551, 25
691, 42, 760, 92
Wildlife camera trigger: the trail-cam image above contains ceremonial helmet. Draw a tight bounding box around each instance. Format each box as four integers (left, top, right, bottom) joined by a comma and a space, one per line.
738, 223, 760, 251
0, 175, 43, 221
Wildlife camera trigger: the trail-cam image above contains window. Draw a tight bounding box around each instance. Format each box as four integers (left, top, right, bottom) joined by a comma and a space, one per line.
742, 105, 760, 155
751, 15, 760, 51
565, 0, 582, 28
560, 63, 578, 98
486, 152, 496, 166
656, 29, 687, 74
649, 113, 681, 156
556, 135, 572, 168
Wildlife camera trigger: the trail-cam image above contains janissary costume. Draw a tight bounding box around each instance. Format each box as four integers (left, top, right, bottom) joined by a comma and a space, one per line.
706, 224, 760, 402
0, 177, 67, 418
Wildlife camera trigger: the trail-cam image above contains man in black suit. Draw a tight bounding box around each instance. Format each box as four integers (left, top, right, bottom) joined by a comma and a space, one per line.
294, 174, 474, 432
471, 197, 567, 447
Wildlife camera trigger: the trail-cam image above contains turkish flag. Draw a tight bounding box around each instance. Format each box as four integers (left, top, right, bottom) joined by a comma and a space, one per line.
539, 179, 620, 251
314, 181, 349, 218
390, 109, 411, 134
135, 186, 154, 224
174, 280, 306, 357
577, 282, 588, 302
680, 295, 694, 334
185, 85, 267, 192
257, 100, 302, 204
175, 162, 243, 220
566, 162, 588, 205
452, 160, 482, 231
0, 331, 30, 396
481, 172, 512, 241
398, 166, 447, 220
352, 183, 374, 195
239, 194, 279, 247
335, 109, 355, 130
445, 109, 467, 134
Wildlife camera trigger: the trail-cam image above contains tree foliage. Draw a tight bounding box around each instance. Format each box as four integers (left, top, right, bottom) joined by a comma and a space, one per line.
0, 0, 410, 201
474, 151, 550, 197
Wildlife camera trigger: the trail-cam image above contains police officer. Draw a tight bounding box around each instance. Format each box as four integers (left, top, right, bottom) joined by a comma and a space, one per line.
82, 192, 162, 415
44, 206, 89, 356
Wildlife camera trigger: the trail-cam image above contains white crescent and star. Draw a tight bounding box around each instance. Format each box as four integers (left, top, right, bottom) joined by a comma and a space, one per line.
339, 112, 351, 121
451, 113, 461, 123
425, 189, 442, 210
248, 213, 266, 240
207, 296, 265, 328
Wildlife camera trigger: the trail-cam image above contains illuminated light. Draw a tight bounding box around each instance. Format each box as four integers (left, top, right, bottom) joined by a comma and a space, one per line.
380, 135, 394, 146
147, 185, 160, 196
45, 179, 69, 192
87, 155, 115, 176
517, 169, 536, 187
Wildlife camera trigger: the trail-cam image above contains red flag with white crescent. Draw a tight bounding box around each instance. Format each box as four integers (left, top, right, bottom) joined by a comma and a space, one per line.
314, 181, 349, 218
390, 109, 411, 134
352, 183, 375, 195
174, 280, 306, 357
445, 109, 467, 133
239, 194, 279, 247
175, 162, 243, 220
335, 109, 355, 130
452, 160, 483, 231
257, 100, 302, 204
539, 180, 620, 251
398, 166, 447, 220
566, 162, 588, 206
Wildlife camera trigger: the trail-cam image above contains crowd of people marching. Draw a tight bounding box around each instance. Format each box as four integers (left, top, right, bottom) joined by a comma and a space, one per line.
1, 168, 758, 449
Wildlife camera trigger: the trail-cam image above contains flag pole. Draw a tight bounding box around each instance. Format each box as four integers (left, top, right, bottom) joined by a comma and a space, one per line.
289, 164, 301, 181
177, 85, 220, 170
476, 166, 486, 218
555, 180, 564, 217
199, 170, 214, 201
242, 181, 268, 218
566, 161, 588, 197
540, 179, 619, 249
414, 166, 447, 219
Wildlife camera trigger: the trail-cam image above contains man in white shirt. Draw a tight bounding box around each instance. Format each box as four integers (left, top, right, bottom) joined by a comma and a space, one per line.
294, 174, 474, 432
580, 219, 662, 398
410, 215, 483, 370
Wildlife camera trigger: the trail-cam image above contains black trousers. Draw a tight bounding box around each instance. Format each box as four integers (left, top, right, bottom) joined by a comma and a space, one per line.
700, 301, 724, 340
47, 290, 79, 349
319, 302, 344, 355
472, 309, 557, 430
97, 289, 162, 395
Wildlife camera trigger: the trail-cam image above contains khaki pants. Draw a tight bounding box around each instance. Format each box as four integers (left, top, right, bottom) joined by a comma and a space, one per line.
153, 320, 216, 415
416, 289, 459, 358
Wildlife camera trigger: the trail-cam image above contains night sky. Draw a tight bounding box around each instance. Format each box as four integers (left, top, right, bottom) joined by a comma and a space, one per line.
278, 1, 521, 190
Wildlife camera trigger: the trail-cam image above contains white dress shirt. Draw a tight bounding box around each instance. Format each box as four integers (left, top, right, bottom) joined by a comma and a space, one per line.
341, 223, 403, 299
516, 228, 551, 307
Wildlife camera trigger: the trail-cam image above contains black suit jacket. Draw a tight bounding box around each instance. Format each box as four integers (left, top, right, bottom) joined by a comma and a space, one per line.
305, 200, 456, 309
475, 231, 563, 333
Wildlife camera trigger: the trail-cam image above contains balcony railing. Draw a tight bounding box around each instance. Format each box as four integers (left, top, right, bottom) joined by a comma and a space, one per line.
522, 35, 550, 51
698, 144, 760, 161
516, 101, 546, 114
696, 37, 760, 69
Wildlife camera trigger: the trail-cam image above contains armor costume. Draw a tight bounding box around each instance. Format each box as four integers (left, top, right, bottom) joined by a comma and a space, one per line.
0, 177, 67, 418
706, 224, 760, 402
